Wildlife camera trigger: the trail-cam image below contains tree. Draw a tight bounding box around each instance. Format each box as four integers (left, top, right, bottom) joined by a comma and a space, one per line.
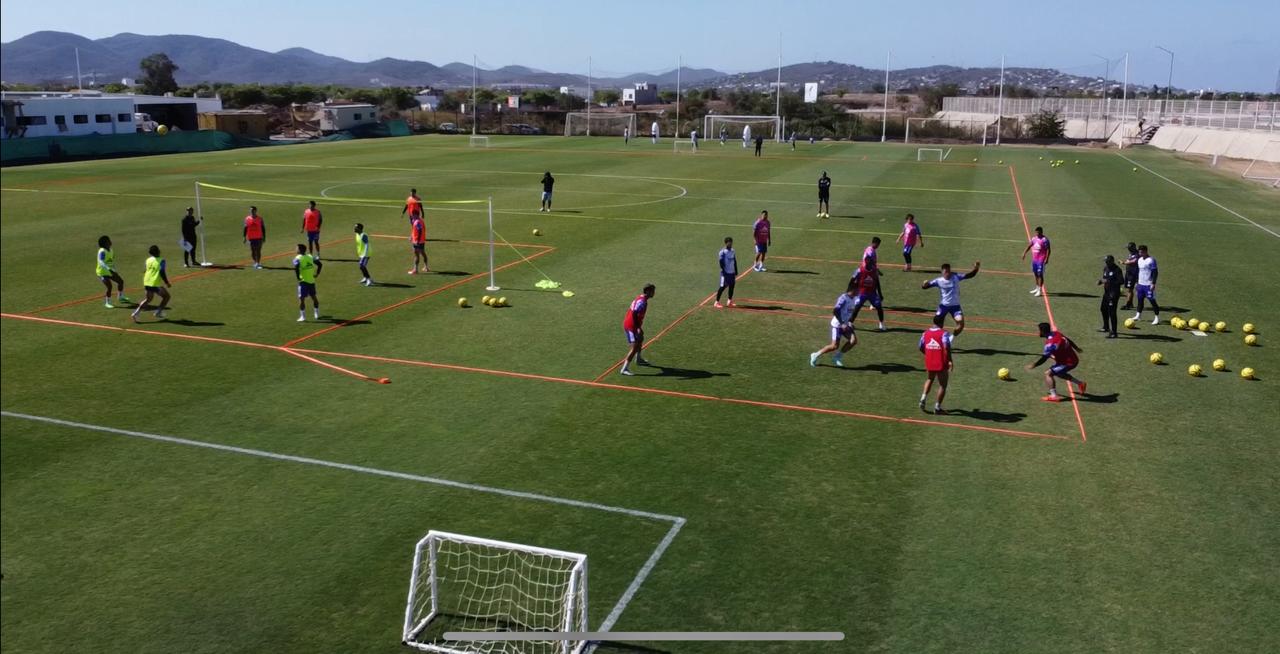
1027, 110, 1065, 139
101, 82, 129, 94
594, 89, 621, 105
919, 84, 960, 113
139, 53, 179, 95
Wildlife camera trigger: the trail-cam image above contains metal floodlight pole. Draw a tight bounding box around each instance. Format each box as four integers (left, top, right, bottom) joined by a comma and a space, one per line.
486, 197, 499, 292
676, 55, 681, 139
995, 55, 1005, 146
1156, 46, 1174, 117
880, 50, 890, 142
1121, 52, 1129, 148
472, 55, 478, 136
587, 56, 592, 136
776, 33, 782, 141
74, 47, 83, 92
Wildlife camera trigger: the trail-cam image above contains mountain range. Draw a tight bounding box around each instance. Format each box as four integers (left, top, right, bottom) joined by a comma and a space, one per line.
1, 31, 1126, 94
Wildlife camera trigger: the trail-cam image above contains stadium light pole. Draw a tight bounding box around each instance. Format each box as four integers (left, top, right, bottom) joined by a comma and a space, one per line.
471, 55, 478, 136
880, 50, 890, 142
676, 55, 682, 139
1156, 46, 1174, 117
776, 33, 782, 142
1121, 51, 1130, 148
995, 55, 1005, 146
586, 56, 592, 136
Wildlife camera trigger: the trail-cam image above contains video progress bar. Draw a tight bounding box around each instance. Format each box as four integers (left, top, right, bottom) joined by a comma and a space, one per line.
443, 632, 845, 642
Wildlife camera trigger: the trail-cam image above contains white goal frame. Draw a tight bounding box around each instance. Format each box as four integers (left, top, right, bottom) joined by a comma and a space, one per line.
564, 112, 637, 138
905, 117, 995, 146
402, 531, 588, 654
673, 139, 698, 153
916, 147, 951, 162
1241, 139, 1280, 188
469, 135, 490, 148
704, 115, 783, 144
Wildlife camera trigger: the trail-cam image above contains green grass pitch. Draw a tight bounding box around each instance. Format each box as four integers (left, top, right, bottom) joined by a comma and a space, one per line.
2, 135, 1278, 653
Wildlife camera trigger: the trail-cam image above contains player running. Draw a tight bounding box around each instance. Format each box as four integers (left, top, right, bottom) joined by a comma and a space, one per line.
1120, 242, 1140, 310
301, 201, 323, 259
1132, 244, 1161, 325
922, 261, 980, 337
1021, 226, 1050, 296
1026, 322, 1087, 402
180, 207, 201, 267
895, 214, 924, 271
408, 213, 428, 274
540, 172, 555, 212
96, 236, 129, 308
620, 284, 655, 376
403, 189, 424, 225
130, 245, 171, 323
243, 206, 266, 269
752, 210, 772, 272
810, 281, 859, 368
293, 244, 323, 321
354, 223, 374, 286
918, 314, 954, 415
817, 171, 832, 218
714, 237, 738, 308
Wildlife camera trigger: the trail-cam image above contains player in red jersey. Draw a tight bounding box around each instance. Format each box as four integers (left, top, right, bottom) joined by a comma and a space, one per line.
1026, 322, 1087, 402
849, 260, 886, 331
620, 284, 655, 376
301, 200, 323, 259
408, 214, 428, 274
752, 210, 771, 272
918, 314, 953, 414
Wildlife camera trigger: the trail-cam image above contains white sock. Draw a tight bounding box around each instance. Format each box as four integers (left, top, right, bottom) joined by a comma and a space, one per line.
920, 394, 927, 402
299, 311, 305, 319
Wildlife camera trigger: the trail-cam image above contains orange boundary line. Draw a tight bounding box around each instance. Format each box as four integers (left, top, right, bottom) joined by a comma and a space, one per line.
1009, 166, 1088, 443
768, 254, 1033, 278
281, 246, 557, 348
0, 311, 1070, 441
740, 297, 1039, 327
281, 348, 385, 383
592, 268, 755, 382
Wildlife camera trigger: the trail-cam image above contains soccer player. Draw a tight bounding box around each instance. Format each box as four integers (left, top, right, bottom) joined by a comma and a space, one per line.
620, 284, 655, 376
861, 237, 881, 270
650, 121, 659, 144
918, 314, 954, 414
817, 171, 832, 218
96, 236, 129, 308
293, 243, 323, 321
130, 245, 170, 323
690, 129, 698, 152
1026, 322, 1086, 402
1021, 226, 1050, 296
1098, 254, 1123, 338
742, 124, 751, 148
540, 171, 555, 212
849, 261, 887, 331
754, 134, 764, 157
1132, 244, 1161, 325
301, 200, 323, 259
789, 131, 796, 151
243, 206, 266, 269
623, 126, 630, 144
408, 213, 428, 274
922, 261, 980, 337
752, 210, 772, 272
809, 281, 859, 368
895, 213, 924, 271
719, 126, 727, 145
403, 188, 424, 224
714, 237, 737, 308
180, 207, 201, 267
1120, 242, 1140, 310
354, 223, 374, 286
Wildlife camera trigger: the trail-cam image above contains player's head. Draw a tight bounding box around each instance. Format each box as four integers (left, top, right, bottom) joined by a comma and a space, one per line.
940, 262, 952, 277
845, 278, 858, 295
309, 200, 316, 208
354, 223, 364, 233
148, 245, 160, 256
1138, 244, 1149, 255
1104, 254, 1116, 266
870, 237, 881, 248
296, 244, 307, 255
933, 314, 946, 327
249, 205, 258, 215
1127, 242, 1138, 253
185, 206, 194, 215
1038, 322, 1052, 338
543, 171, 551, 177
1034, 226, 1044, 236
642, 283, 655, 298
724, 236, 733, 246
98, 235, 111, 248
410, 188, 418, 195
821, 171, 828, 178
905, 213, 915, 223
759, 210, 769, 219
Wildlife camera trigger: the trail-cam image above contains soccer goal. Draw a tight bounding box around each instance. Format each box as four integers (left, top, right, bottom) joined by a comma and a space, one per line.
673, 139, 698, 153
1241, 139, 1280, 188
469, 135, 490, 148
402, 531, 588, 654
564, 112, 636, 137
916, 147, 951, 162
704, 115, 783, 144
905, 117, 996, 146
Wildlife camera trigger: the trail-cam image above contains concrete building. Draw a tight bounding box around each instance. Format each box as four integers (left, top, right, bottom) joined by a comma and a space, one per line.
622, 83, 658, 106
415, 90, 443, 110
0, 91, 223, 139
319, 102, 379, 132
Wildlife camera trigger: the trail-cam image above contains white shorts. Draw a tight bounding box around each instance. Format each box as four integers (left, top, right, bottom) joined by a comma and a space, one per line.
829, 317, 852, 342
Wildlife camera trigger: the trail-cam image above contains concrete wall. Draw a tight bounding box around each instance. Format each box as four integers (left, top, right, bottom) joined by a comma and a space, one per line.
1143, 125, 1280, 162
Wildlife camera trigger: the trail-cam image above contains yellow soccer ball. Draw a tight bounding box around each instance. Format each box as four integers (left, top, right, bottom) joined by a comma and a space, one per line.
1215, 321, 1227, 332
1074, 160, 1080, 164
497, 296, 508, 307
1124, 318, 1137, 329
1241, 367, 1255, 380
1171, 318, 1185, 330
482, 295, 492, 304
1149, 352, 1163, 365
156, 125, 169, 136
1187, 318, 1200, 329
1213, 358, 1226, 371
484, 297, 496, 306
457, 297, 469, 308
532, 228, 542, 236
1188, 364, 1203, 377
1242, 323, 1256, 334
1132, 167, 1138, 172
997, 367, 1011, 380
998, 160, 1004, 164
1245, 334, 1258, 346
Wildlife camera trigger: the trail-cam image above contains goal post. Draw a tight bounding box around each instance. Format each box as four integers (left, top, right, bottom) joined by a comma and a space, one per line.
905, 117, 996, 146
1241, 139, 1280, 188
469, 135, 490, 148
403, 531, 588, 654
564, 112, 636, 137
673, 139, 698, 153
704, 115, 782, 145
916, 148, 947, 162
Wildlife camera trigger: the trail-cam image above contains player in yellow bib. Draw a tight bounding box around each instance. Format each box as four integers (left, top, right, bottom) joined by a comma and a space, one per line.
131, 245, 171, 322
96, 236, 130, 308
354, 223, 374, 286
293, 243, 324, 321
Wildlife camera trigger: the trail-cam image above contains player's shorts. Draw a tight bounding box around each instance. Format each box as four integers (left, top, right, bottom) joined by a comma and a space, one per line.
412, 242, 426, 251
541, 191, 552, 202
624, 328, 641, 344
1136, 284, 1155, 300
297, 282, 317, 299
903, 244, 915, 255
1031, 260, 1046, 276
818, 191, 830, 201
99, 274, 112, 282
936, 304, 963, 319
1049, 363, 1077, 377
306, 230, 320, 243
144, 285, 161, 293
719, 273, 736, 288
829, 317, 853, 342
754, 243, 768, 254
1124, 270, 1138, 289
358, 256, 369, 267
248, 238, 263, 248
853, 293, 882, 309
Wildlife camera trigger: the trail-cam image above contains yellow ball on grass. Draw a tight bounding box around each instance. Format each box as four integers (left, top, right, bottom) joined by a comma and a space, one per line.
1188, 364, 1203, 377
1242, 323, 1256, 334
1240, 367, 1255, 380
482, 295, 492, 305
1124, 318, 1137, 329
997, 367, 1011, 380
532, 228, 542, 236
1213, 358, 1226, 371
1215, 321, 1227, 332
1149, 352, 1163, 365
457, 297, 469, 308
497, 296, 508, 307
1187, 319, 1200, 329
1244, 334, 1258, 346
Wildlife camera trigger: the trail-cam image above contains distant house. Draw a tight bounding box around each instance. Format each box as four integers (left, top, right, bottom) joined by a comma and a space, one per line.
0, 91, 222, 139
415, 91, 443, 110
320, 102, 378, 132
559, 86, 584, 98
622, 83, 658, 106
198, 110, 269, 139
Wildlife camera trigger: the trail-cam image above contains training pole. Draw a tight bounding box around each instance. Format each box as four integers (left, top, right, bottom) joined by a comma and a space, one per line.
485, 197, 499, 292
195, 181, 211, 266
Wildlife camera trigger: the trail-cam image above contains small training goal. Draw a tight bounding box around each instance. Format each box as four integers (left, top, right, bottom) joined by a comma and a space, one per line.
673, 138, 699, 153
564, 112, 637, 137
704, 115, 783, 144
469, 135, 490, 148
905, 117, 996, 146
916, 147, 952, 162
402, 531, 588, 654
1241, 139, 1280, 188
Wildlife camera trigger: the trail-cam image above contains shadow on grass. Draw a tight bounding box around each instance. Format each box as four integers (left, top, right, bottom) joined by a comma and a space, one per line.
1076, 392, 1119, 404
318, 257, 360, 263
193, 264, 241, 270
886, 306, 934, 313
849, 362, 923, 374
165, 318, 225, 327
735, 303, 790, 311
430, 270, 472, 277
647, 363, 728, 381
947, 408, 1028, 423
1050, 291, 1099, 299
954, 347, 1038, 357
830, 214, 866, 220
313, 317, 371, 326
771, 269, 820, 275
1120, 333, 1183, 342
592, 643, 671, 654
370, 282, 414, 288
875, 327, 921, 334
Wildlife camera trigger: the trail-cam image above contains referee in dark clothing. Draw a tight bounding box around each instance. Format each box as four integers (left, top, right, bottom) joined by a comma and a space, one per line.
1098, 254, 1123, 338
181, 207, 201, 267
1120, 242, 1139, 309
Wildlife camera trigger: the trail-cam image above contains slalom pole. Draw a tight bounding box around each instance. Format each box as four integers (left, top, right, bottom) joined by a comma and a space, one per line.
485, 197, 499, 291
195, 181, 211, 266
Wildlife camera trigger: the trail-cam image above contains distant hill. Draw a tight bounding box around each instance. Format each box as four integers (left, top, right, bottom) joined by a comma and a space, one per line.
1, 32, 1126, 94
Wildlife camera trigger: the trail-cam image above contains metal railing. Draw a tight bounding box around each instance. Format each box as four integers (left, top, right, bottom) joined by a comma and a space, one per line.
941, 97, 1278, 132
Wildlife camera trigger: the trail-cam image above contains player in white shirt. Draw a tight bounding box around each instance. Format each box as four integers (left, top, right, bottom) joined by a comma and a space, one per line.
810, 281, 859, 368
651, 121, 659, 144
1132, 244, 1161, 325
742, 124, 752, 148
690, 129, 698, 151
921, 261, 981, 336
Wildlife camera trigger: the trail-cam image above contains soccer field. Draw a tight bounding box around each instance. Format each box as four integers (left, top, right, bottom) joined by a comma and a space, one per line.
2, 135, 1278, 653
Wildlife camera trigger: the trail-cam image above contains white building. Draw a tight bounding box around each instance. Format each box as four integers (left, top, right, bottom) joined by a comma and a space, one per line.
415, 92, 443, 110
622, 83, 658, 106
559, 86, 584, 98
0, 91, 224, 139
319, 102, 379, 132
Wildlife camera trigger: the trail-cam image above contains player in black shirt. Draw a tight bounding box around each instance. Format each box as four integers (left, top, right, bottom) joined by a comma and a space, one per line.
1097, 254, 1124, 338
540, 172, 555, 212
817, 172, 832, 218
754, 135, 764, 157
181, 207, 201, 267
1120, 242, 1140, 309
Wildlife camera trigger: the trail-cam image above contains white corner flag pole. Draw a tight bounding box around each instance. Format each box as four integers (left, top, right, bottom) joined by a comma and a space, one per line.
195, 180, 211, 266
485, 197, 499, 292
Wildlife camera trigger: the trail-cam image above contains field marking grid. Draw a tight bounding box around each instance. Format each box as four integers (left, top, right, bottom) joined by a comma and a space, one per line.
0, 410, 684, 636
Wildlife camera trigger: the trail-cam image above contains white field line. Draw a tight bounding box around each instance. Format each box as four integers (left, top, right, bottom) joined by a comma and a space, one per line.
1116, 153, 1279, 238
0, 410, 683, 633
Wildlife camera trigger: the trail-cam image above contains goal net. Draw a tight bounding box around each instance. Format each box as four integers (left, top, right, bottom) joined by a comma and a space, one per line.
402, 531, 588, 654
470, 135, 490, 148
905, 118, 996, 146
704, 115, 782, 144
564, 112, 637, 137
673, 138, 699, 153
916, 147, 951, 162
1241, 139, 1280, 188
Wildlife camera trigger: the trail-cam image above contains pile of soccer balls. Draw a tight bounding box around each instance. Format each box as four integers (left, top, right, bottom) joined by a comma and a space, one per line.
1148, 321, 1259, 380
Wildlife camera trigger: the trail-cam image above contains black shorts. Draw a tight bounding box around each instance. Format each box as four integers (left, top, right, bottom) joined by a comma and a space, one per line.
1124, 271, 1138, 289
818, 192, 830, 201
144, 285, 162, 293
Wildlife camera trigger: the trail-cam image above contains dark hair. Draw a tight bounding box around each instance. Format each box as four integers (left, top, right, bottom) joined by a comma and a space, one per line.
1138, 244, 1148, 252
933, 314, 945, 327
941, 263, 952, 271
98, 235, 110, 248
760, 210, 769, 217
906, 213, 915, 220
354, 223, 364, 231
297, 244, 307, 254
148, 245, 160, 256
1034, 226, 1043, 233
411, 188, 417, 194
643, 283, 656, 295
1038, 322, 1052, 337
309, 200, 316, 207
249, 205, 258, 212
1127, 242, 1137, 252
871, 237, 881, 246
724, 236, 733, 244
846, 278, 858, 293
186, 207, 194, 213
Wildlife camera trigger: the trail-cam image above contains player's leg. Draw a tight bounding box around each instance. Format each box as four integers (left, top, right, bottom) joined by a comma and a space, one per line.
1042, 368, 1059, 400
621, 333, 641, 374
953, 309, 965, 337
873, 296, 885, 331
715, 274, 728, 307
101, 276, 114, 307
811, 324, 842, 366
725, 277, 735, 306
1147, 292, 1160, 324
1107, 298, 1119, 337
153, 287, 171, 317
934, 370, 949, 413
1134, 287, 1147, 319
131, 289, 155, 322
311, 288, 320, 319
297, 284, 307, 321
920, 372, 935, 410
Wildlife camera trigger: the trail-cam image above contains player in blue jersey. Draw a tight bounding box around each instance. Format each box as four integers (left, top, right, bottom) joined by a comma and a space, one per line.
922, 261, 980, 336
809, 280, 859, 368
714, 237, 738, 308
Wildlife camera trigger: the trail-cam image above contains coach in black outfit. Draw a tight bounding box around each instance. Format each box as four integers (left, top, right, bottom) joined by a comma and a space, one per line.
1098, 254, 1123, 338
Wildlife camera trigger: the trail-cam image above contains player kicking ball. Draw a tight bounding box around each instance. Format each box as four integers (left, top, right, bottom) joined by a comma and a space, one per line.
293, 244, 323, 321
620, 284, 655, 376
922, 261, 980, 337
1026, 322, 1086, 402
130, 245, 170, 323
810, 281, 859, 368
918, 314, 954, 414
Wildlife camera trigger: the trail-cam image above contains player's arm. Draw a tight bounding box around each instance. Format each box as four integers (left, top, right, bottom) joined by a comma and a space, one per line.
159, 260, 171, 287
917, 229, 924, 247
294, 259, 301, 280
1042, 241, 1050, 264
1069, 337, 1082, 353
1020, 241, 1032, 260
314, 258, 323, 277
243, 222, 248, 242
1026, 353, 1050, 370
317, 211, 322, 228
1149, 263, 1158, 288
966, 261, 981, 278
921, 279, 936, 290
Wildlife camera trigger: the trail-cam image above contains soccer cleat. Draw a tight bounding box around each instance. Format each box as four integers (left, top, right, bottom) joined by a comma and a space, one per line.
104, 302, 114, 309
832, 356, 844, 368
117, 295, 129, 303
637, 357, 651, 367
758, 266, 767, 272
254, 263, 263, 270
1041, 394, 1062, 402
365, 279, 375, 286
934, 405, 946, 415
726, 299, 735, 307
810, 352, 820, 367
878, 323, 886, 332
1030, 288, 1039, 294
1076, 381, 1087, 394
817, 212, 823, 218
620, 367, 634, 376
297, 315, 306, 322
408, 269, 418, 275
1151, 316, 1160, 325
314, 310, 320, 319
154, 310, 166, 319
714, 302, 723, 309
130, 311, 140, 323
919, 397, 926, 411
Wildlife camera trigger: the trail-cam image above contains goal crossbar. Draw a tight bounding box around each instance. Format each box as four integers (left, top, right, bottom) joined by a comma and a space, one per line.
564, 112, 636, 137
905, 117, 995, 146
705, 115, 783, 143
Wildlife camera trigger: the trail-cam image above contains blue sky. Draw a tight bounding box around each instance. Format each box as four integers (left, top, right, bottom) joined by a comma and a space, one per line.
3, 0, 1277, 91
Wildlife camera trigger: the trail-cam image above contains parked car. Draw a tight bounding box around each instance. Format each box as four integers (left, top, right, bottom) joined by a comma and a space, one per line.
505, 123, 543, 135
437, 123, 458, 133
